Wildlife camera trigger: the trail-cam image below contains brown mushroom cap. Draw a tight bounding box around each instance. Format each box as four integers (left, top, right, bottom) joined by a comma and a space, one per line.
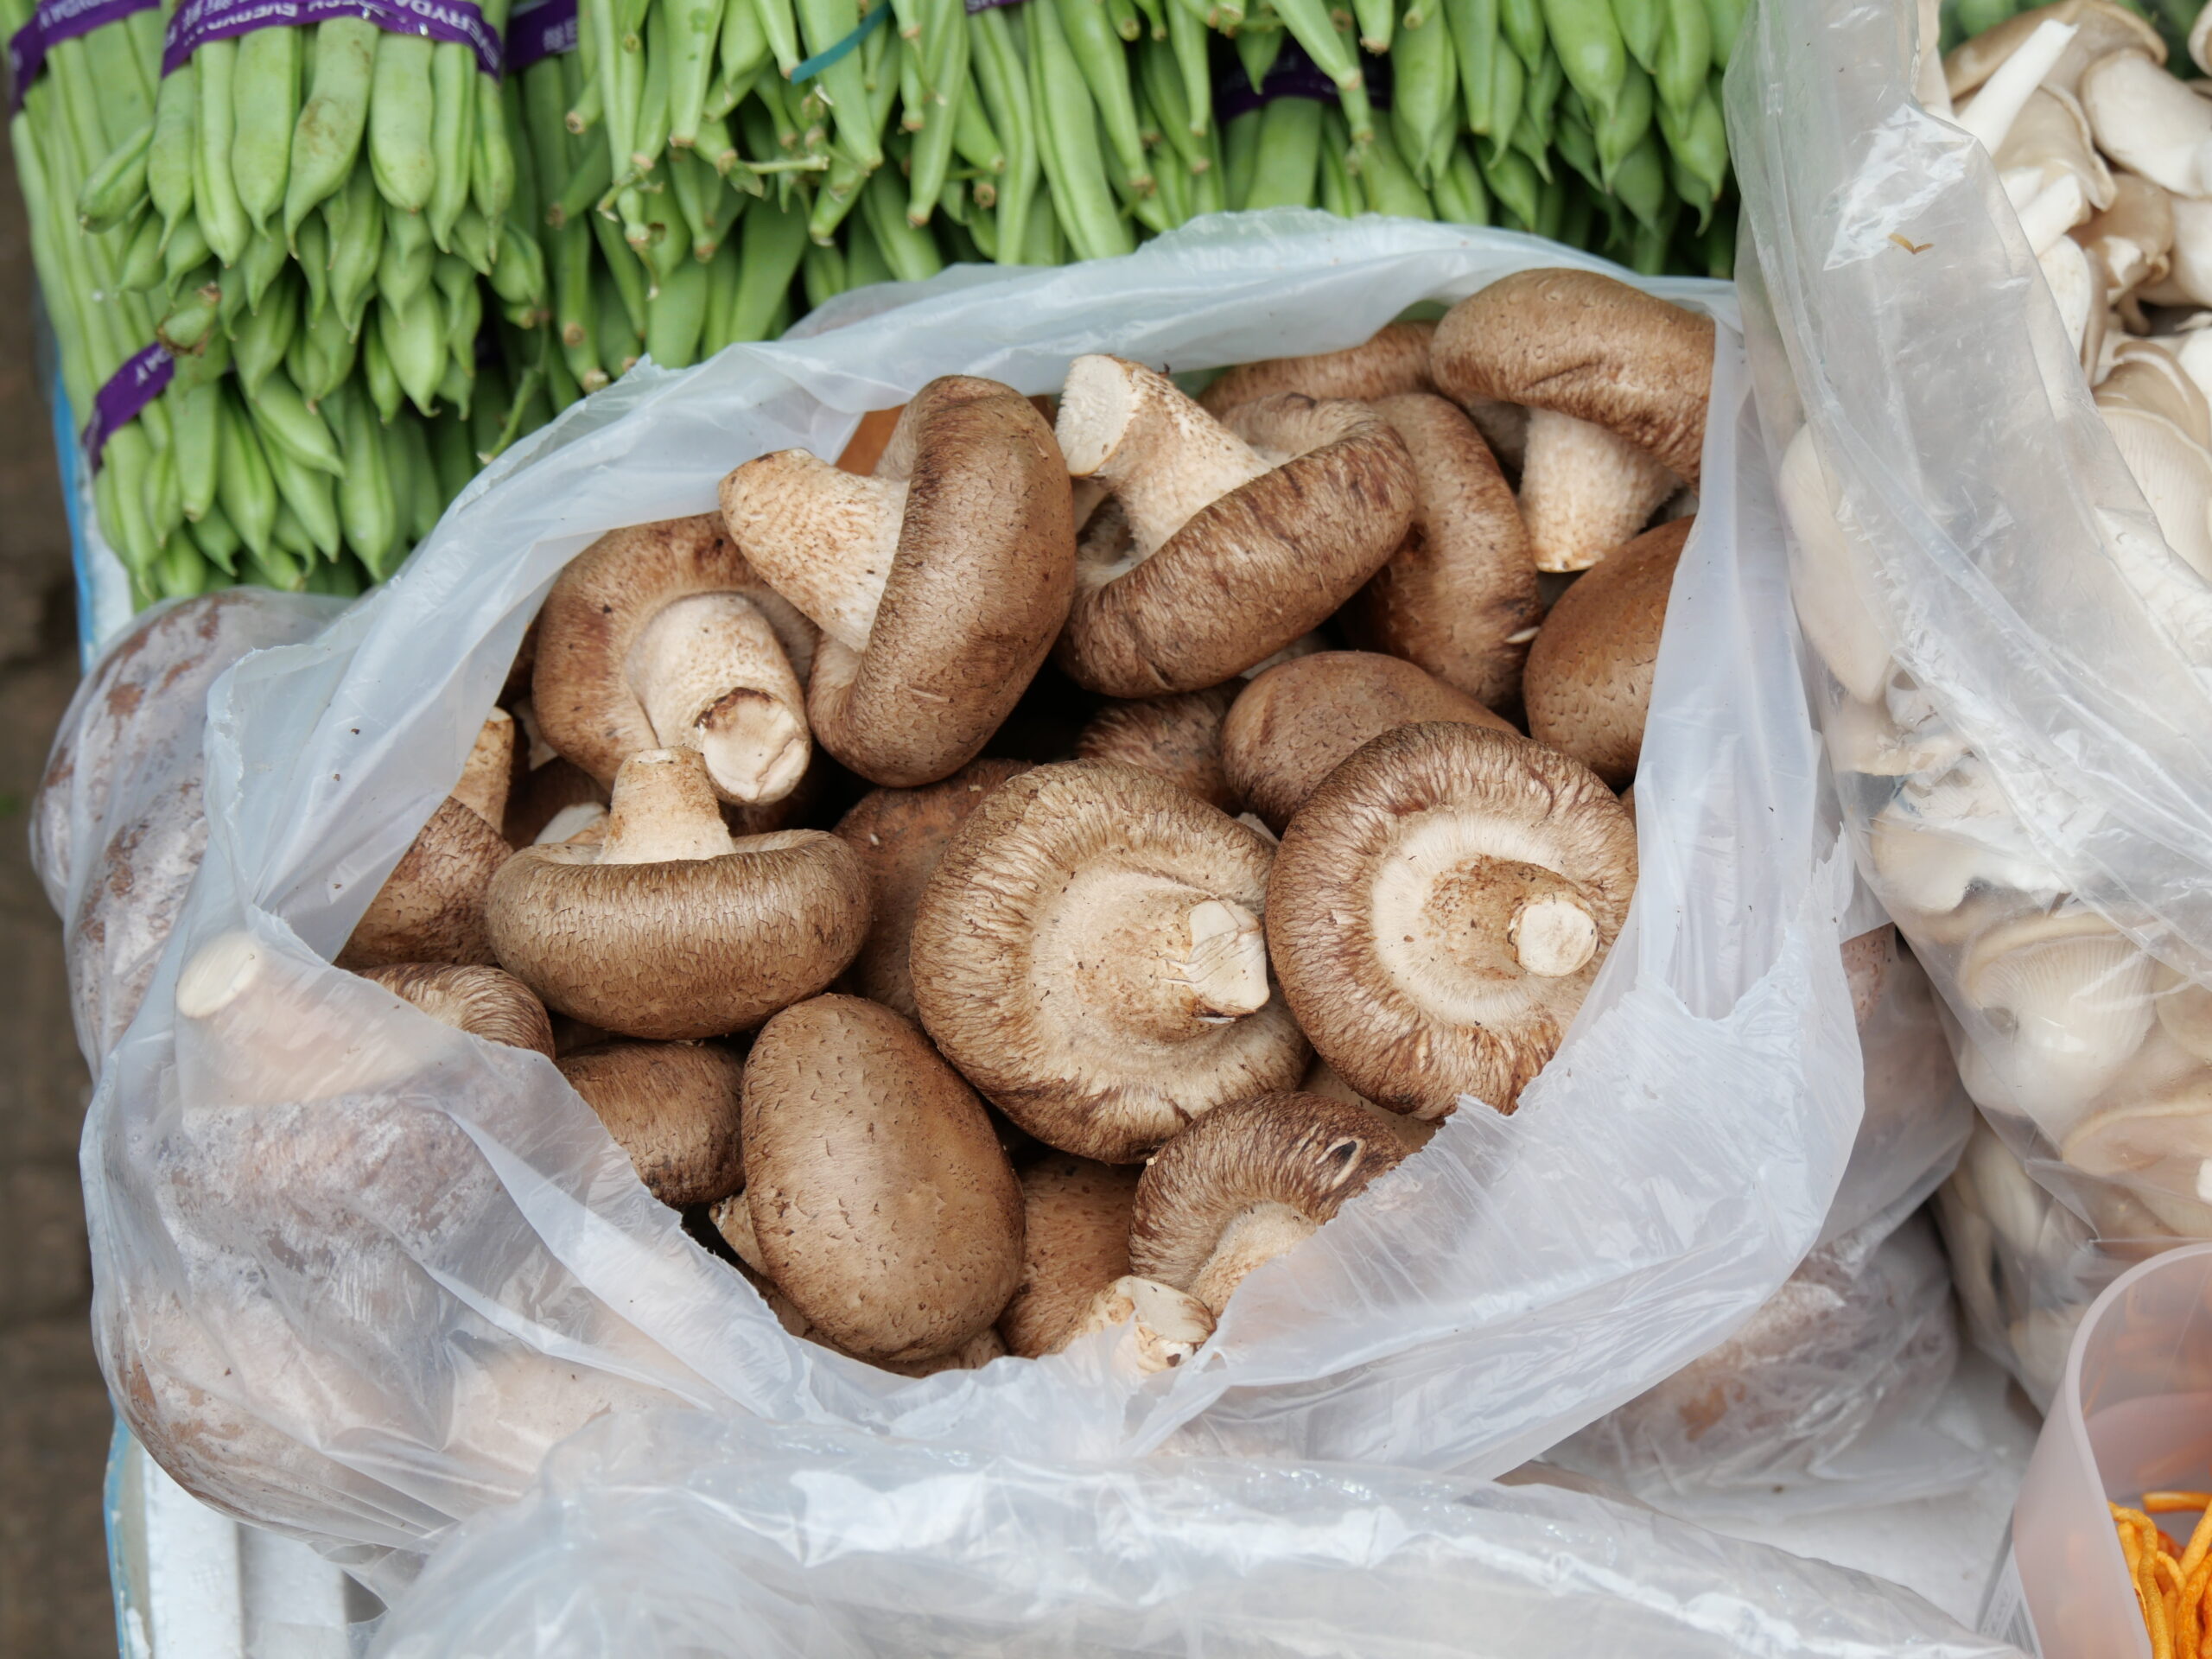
741, 995, 1023, 1363
336, 794, 512, 969
1522, 516, 1690, 788
531, 513, 819, 806
1300, 1056, 1440, 1150
357, 963, 556, 1057
1075, 686, 1240, 810
1341, 393, 1543, 709
1268, 722, 1637, 1117
558, 1039, 747, 1206
997, 1154, 1141, 1357
1128, 1092, 1405, 1315
1196, 321, 1436, 415
832, 758, 1033, 1023
1429, 270, 1714, 485
1053, 358, 1417, 696
1221, 651, 1516, 833
504, 755, 609, 847
911, 761, 1309, 1162
485, 747, 869, 1039
719, 376, 1078, 788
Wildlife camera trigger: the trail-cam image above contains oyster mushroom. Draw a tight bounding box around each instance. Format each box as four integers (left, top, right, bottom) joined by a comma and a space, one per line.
2061, 1074, 2212, 1236
2153, 960, 2212, 1061
1128, 1092, 1405, 1316
1340, 392, 1545, 709
831, 758, 1032, 1023
2095, 356, 2212, 576
1075, 687, 1240, 810
2077, 174, 2175, 302
909, 760, 1308, 1162
484, 747, 869, 1039
336, 710, 516, 969
2139, 195, 2212, 308
1429, 269, 1712, 574
738, 995, 1022, 1363
355, 962, 556, 1057
559, 1039, 747, 1206
1994, 86, 2114, 218
1051, 356, 1417, 696
1197, 321, 1437, 414
1945, 0, 2163, 102
1955, 19, 2082, 153
1522, 517, 1691, 789
1777, 427, 1895, 703
718, 375, 1077, 787
1220, 651, 1515, 833
1268, 721, 1637, 1118
1867, 760, 2068, 920
1821, 670, 1969, 778
531, 514, 819, 808
1961, 907, 2155, 1128
2038, 232, 2096, 360
2080, 50, 2212, 200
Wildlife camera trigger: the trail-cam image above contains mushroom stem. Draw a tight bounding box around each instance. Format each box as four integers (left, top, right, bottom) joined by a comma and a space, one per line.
1510, 894, 1600, 977
626, 594, 810, 806
1184, 899, 1270, 1019
1070, 1275, 1217, 1371
1037, 874, 1274, 1039
452, 709, 517, 830
176, 930, 269, 1020
1188, 1202, 1319, 1315
1956, 19, 2079, 153
719, 452, 906, 654
1056, 355, 1272, 561
596, 749, 741, 866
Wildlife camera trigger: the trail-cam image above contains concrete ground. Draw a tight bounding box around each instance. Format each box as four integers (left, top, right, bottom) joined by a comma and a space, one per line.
0, 118, 120, 1659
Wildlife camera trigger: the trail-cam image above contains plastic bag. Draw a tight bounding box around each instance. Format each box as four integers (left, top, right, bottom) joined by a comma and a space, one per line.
1731, 0, 2212, 1400
1554, 927, 1979, 1512
362, 1407, 2024, 1659
56, 217, 1866, 1585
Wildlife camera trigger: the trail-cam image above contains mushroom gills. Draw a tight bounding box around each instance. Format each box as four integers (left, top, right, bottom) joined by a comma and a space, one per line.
719, 452, 906, 653
1187, 1201, 1319, 1314
1057, 354, 1273, 563
1516, 409, 1678, 573
1962, 910, 2154, 1128
626, 594, 810, 805
1037, 871, 1271, 1034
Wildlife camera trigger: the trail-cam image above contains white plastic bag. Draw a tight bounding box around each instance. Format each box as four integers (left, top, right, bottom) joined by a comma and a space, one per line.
363, 1407, 2024, 1659
1731, 0, 2212, 1402
60, 217, 1868, 1583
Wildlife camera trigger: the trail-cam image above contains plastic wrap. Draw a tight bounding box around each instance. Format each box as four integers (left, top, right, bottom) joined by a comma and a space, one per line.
363, 1408, 2025, 1659
1732, 0, 2212, 1400
47, 217, 1869, 1584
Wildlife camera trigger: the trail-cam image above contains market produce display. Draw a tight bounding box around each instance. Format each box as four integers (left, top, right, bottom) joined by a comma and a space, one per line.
208, 267, 1713, 1376
7, 0, 1746, 613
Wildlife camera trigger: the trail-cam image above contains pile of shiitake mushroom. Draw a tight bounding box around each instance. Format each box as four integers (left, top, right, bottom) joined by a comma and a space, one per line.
318, 268, 1715, 1377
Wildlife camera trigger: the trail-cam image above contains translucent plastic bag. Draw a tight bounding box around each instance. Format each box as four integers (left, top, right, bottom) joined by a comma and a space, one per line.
365, 1407, 2024, 1659
1732, 0, 2212, 1401
58, 218, 1867, 1584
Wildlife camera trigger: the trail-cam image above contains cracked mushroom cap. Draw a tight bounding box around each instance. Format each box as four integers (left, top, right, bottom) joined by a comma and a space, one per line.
910, 761, 1309, 1162
1196, 321, 1437, 414
1268, 721, 1637, 1117
559, 1039, 747, 1206
1128, 1092, 1405, 1315
1522, 516, 1690, 788
1431, 271, 1712, 574
740, 995, 1023, 1363
532, 513, 819, 808
337, 711, 517, 969
1076, 685, 1241, 810
485, 747, 869, 1039
832, 758, 1033, 1023
1223, 651, 1516, 834
1341, 392, 1544, 708
718, 376, 1077, 788
356, 963, 556, 1057
1052, 357, 1417, 696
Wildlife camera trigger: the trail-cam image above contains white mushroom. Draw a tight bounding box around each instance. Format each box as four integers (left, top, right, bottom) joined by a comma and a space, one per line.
1777, 427, 1895, 703
2080, 50, 2212, 199
2077, 175, 2177, 302
1823, 671, 1970, 777
1956, 20, 2082, 154
2094, 371, 2212, 578
2008, 170, 2092, 255
2037, 233, 2097, 359
1959, 906, 2155, 1132
2155, 960, 2212, 1060
1867, 759, 2068, 918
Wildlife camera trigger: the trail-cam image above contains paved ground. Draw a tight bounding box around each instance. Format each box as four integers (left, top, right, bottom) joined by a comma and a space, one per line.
0, 114, 119, 1659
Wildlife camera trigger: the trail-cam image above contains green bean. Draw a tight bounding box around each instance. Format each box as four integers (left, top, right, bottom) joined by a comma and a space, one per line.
1654, 73, 1726, 200
1592, 57, 1652, 187
431, 407, 476, 503
492, 217, 550, 315
1538, 0, 1623, 118
148, 60, 197, 245
1222, 106, 1262, 210
451, 203, 498, 276
1140, 37, 1205, 174
861, 157, 944, 276
753, 0, 803, 73
78, 122, 152, 234
379, 199, 436, 311
595, 267, 639, 379
385, 416, 435, 538
554, 143, 615, 226
157, 266, 220, 352
968, 9, 1035, 259
503, 79, 539, 230
1498, 0, 1546, 69
1104, 0, 1142, 41
370, 35, 438, 213
589, 208, 651, 336
553, 225, 601, 387
1356, 120, 1433, 216
646, 201, 691, 281
216, 389, 278, 555
102, 427, 162, 577
1611, 125, 1668, 229
289, 213, 327, 319
897, 31, 926, 131
1654, 0, 1707, 114
802, 233, 845, 305
436, 253, 481, 362
1262, 0, 1371, 137
718, 0, 771, 92
250, 529, 308, 588
1353, 0, 1393, 51
905, 3, 964, 222
259, 430, 342, 557
1050, 0, 1153, 197
86, 18, 153, 146
664, 148, 716, 255
247, 370, 346, 475
375, 289, 445, 415
1609, 0, 1661, 73
153, 537, 210, 600
474, 68, 518, 226
357, 316, 400, 418
668, 0, 722, 148
435, 345, 474, 423
1701, 0, 1742, 68
174, 378, 222, 522
632, 2, 674, 169
791, 0, 881, 169
1244, 98, 1322, 209
233, 270, 301, 396
1479, 143, 1538, 228
1554, 86, 1602, 186
1025, 0, 1134, 260
1317, 110, 1357, 215
116, 210, 163, 290
842, 208, 891, 287
724, 189, 808, 339
699, 230, 742, 354
1432, 139, 1489, 220
192, 41, 251, 262
324, 385, 397, 575
232, 26, 301, 230
143, 445, 181, 544
1148, 124, 1192, 224
188, 499, 242, 574
426, 44, 478, 245
1233, 26, 1282, 94
1443, 0, 1498, 135
327, 159, 385, 333
1392, 12, 1458, 182
236, 226, 289, 312
295, 296, 357, 402
805, 151, 867, 243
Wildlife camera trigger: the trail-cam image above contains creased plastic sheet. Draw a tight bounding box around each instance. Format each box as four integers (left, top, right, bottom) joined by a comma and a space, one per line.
54, 215, 1866, 1585
365, 1408, 2024, 1659
1732, 0, 2212, 1407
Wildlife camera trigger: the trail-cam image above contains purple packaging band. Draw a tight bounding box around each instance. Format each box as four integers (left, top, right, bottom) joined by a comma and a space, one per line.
1213, 35, 1392, 122
80, 342, 175, 473
963, 0, 1022, 12
8, 0, 156, 112
162, 0, 502, 78
505, 0, 572, 70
